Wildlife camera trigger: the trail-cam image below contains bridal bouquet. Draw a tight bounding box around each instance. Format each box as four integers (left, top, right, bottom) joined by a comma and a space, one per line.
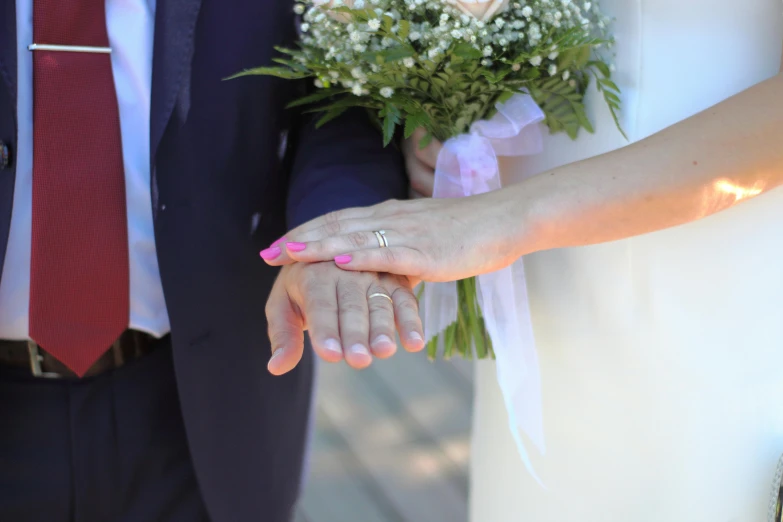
234, 0, 621, 361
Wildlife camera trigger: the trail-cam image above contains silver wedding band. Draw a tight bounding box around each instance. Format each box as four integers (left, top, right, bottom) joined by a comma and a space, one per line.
368, 292, 393, 304
373, 230, 389, 248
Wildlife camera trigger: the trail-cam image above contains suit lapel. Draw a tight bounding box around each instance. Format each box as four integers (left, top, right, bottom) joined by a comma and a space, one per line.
149, 0, 203, 173
0, 0, 17, 102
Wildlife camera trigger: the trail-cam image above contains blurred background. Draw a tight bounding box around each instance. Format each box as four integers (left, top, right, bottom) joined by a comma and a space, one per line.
294, 349, 474, 522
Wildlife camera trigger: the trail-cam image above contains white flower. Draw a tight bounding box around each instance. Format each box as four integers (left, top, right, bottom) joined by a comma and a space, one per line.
300, 23, 310, 32
354, 0, 365, 6
352, 84, 365, 96
403, 57, 416, 67
329, 71, 340, 79
583, 1, 591, 10
380, 87, 395, 98
427, 48, 440, 59
314, 79, 324, 88
368, 19, 381, 30
529, 55, 542, 66
494, 18, 505, 28
451, 29, 464, 39
482, 45, 493, 57
512, 63, 521, 71
548, 64, 558, 75
521, 6, 533, 16
548, 51, 559, 60
562, 70, 570, 80
409, 31, 421, 41
294, 4, 305, 15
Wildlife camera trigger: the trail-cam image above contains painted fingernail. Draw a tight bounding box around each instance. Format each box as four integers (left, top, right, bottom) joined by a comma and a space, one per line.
269, 349, 285, 362
323, 338, 343, 356
349, 344, 370, 357
408, 331, 424, 344
271, 236, 287, 247
334, 255, 352, 264
286, 242, 307, 252
260, 246, 282, 260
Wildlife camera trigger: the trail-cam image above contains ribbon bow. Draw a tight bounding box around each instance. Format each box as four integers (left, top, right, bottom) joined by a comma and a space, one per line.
422, 92, 547, 483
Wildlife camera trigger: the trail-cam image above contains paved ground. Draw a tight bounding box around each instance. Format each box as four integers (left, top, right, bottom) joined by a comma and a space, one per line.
295, 349, 474, 522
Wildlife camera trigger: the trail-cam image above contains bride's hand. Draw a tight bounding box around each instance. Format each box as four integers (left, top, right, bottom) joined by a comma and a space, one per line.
259, 192, 527, 282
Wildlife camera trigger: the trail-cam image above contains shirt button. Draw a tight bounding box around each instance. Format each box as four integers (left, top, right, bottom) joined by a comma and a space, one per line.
0, 141, 9, 170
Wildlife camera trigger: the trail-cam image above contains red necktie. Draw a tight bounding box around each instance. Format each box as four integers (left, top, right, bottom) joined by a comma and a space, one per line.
29, 0, 130, 376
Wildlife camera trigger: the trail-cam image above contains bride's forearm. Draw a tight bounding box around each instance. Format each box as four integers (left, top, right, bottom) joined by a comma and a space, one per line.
513, 71, 783, 255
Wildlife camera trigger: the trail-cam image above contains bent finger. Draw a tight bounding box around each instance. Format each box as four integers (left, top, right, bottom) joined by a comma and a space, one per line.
266, 285, 306, 375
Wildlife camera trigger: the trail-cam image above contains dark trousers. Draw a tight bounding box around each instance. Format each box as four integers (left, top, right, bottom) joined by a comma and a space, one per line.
0, 340, 211, 522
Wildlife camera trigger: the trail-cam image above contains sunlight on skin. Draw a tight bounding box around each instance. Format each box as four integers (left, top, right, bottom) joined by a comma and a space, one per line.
697, 178, 767, 219
714, 179, 765, 201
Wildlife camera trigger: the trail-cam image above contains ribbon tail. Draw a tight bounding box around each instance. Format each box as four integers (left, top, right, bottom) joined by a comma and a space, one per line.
422, 281, 459, 348
477, 258, 545, 486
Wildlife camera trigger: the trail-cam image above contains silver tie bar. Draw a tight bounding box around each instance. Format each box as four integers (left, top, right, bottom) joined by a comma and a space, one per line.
28, 43, 111, 54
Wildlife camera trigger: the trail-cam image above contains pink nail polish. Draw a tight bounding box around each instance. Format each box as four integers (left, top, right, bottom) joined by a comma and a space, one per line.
334, 255, 352, 264
271, 236, 287, 248
260, 246, 282, 260
286, 242, 307, 252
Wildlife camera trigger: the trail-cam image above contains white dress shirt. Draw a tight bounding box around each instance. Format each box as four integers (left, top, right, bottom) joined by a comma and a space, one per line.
0, 0, 170, 339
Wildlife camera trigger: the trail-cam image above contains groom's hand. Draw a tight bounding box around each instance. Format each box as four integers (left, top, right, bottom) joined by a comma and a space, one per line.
265, 262, 425, 375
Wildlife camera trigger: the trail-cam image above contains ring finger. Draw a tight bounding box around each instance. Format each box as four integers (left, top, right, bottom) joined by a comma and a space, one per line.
366, 283, 397, 359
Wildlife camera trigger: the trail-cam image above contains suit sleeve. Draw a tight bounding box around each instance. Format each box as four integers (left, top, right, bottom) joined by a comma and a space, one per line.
285, 109, 407, 229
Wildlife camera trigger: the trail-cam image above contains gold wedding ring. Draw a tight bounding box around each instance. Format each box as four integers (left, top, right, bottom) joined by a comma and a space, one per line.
368, 292, 393, 304
373, 230, 389, 248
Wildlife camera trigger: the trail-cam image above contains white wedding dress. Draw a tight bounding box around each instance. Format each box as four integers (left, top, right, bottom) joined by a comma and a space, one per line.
470, 1, 783, 521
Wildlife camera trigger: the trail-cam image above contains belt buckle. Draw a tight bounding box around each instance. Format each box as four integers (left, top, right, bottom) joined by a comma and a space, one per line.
26, 341, 62, 379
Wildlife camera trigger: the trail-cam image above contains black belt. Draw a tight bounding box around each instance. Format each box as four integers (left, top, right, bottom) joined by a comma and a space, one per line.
0, 329, 166, 378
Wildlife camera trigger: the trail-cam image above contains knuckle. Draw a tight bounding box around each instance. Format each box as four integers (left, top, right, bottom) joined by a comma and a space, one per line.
340, 301, 366, 314
399, 299, 420, 315
323, 209, 343, 225
305, 296, 337, 311
402, 320, 422, 333
338, 278, 365, 297
347, 231, 368, 249
268, 329, 293, 350
324, 220, 342, 237
381, 248, 398, 265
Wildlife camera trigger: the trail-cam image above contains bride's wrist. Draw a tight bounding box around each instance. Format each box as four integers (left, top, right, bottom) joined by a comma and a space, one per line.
504, 173, 560, 258
488, 182, 545, 260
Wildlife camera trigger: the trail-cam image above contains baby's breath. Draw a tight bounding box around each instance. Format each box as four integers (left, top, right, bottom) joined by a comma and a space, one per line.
240, 0, 620, 142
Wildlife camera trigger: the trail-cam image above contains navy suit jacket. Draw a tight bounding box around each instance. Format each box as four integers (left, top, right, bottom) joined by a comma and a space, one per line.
0, 1, 406, 521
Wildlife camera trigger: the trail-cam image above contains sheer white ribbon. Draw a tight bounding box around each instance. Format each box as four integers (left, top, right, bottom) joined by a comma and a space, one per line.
422, 93, 547, 483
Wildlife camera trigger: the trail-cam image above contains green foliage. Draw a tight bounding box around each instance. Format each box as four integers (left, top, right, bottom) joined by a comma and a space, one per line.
233, 20, 624, 145
231, 0, 625, 360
